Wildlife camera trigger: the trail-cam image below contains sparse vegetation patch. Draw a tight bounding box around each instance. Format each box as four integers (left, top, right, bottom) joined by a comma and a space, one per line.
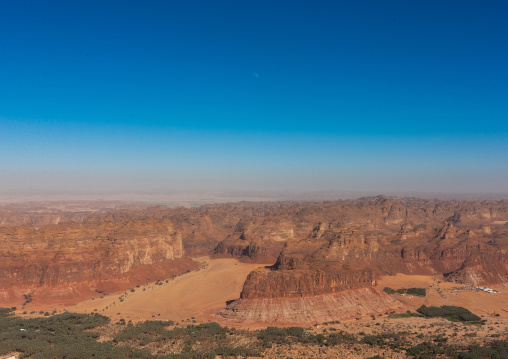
383, 287, 426, 296
0, 307, 506, 358
416, 305, 482, 323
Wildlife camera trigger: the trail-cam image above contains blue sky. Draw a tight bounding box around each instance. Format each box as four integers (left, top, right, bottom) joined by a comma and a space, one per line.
1, 1, 507, 193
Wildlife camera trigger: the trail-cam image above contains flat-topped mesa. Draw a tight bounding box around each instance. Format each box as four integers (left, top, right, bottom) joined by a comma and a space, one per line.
240, 237, 377, 300
221, 242, 400, 325
240, 267, 375, 299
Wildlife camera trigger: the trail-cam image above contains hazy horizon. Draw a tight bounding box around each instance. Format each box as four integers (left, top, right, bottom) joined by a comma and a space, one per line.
0, 188, 507, 206
1, 1, 507, 195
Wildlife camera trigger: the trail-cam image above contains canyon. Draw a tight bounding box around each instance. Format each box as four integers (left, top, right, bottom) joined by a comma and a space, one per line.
0, 196, 507, 324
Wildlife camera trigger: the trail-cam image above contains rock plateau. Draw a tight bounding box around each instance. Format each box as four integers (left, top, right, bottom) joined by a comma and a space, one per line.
1, 196, 507, 323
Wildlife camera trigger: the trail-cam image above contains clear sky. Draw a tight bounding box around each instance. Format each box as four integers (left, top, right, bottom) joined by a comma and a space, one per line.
1, 1, 507, 194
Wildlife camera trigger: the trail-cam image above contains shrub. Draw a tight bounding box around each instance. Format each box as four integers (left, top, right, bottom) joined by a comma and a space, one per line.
0, 311, 155, 359
406, 287, 426, 296
258, 326, 303, 344
361, 335, 384, 346
384, 287, 426, 296
458, 340, 508, 358
0, 308, 13, 316
416, 305, 481, 322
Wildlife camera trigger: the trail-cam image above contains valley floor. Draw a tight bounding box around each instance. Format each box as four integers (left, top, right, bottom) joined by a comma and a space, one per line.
67, 257, 268, 323
18, 258, 508, 328
378, 273, 508, 318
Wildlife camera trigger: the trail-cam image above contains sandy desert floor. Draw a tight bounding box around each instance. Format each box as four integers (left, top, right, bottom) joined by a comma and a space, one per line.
378, 273, 508, 318
66, 257, 268, 323
19, 260, 508, 330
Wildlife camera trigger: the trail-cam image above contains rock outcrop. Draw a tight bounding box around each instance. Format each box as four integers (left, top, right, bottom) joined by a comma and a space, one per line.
0, 218, 199, 306
213, 197, 508, 323
1, 196, 507, 315
240, 268, 374, 299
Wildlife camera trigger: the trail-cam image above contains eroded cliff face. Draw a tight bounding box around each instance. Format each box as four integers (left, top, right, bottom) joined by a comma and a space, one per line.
217, 197, 508, 323
210, 197, 508, 320
240, 268, 374, 299
226, 198, 508, 290
0, 218, 199, 306
1, 197, 507, 311
212, 219, 295, 263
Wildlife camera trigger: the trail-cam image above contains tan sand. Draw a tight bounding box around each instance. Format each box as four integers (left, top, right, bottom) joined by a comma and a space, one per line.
68, 257, 268, 323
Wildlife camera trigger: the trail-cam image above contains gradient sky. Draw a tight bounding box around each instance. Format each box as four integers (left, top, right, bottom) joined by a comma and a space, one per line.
1, 1, 507, 193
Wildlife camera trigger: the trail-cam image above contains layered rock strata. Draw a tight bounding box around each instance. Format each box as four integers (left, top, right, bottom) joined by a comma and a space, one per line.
215, 197, 508, 322
0, 219, 199, 306
218, 287, 406, 325
1, 196, 507, 312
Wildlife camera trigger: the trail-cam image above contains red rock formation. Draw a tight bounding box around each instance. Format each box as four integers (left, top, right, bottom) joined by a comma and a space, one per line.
1, 196, 507, 314
241, 268, 374, 299
0, 218, 199, 306
217, 287, 406, 325
215, 197, 508, 323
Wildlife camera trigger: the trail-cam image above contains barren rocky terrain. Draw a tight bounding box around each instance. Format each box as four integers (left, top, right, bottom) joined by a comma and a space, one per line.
1, 197, 507, 307
0, 196, 508, 358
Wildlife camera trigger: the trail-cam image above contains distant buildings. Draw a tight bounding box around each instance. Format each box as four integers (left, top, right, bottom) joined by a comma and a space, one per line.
452, 286, 499, 293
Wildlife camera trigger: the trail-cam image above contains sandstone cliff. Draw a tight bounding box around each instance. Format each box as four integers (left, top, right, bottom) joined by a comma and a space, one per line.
1, 196, 507, 311
0, 218, 199, 306
214, 197, 507, 323
240, 268, 374, 299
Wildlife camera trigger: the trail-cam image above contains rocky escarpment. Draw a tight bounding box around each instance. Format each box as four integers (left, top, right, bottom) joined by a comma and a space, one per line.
240, 268, 374, 299
0, 218, 199, 306
442, 251, 508, 285
218, 197, 508, 285
212, 219, 292, 263
1, 197, 507, 312
216, 197, 508, 323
